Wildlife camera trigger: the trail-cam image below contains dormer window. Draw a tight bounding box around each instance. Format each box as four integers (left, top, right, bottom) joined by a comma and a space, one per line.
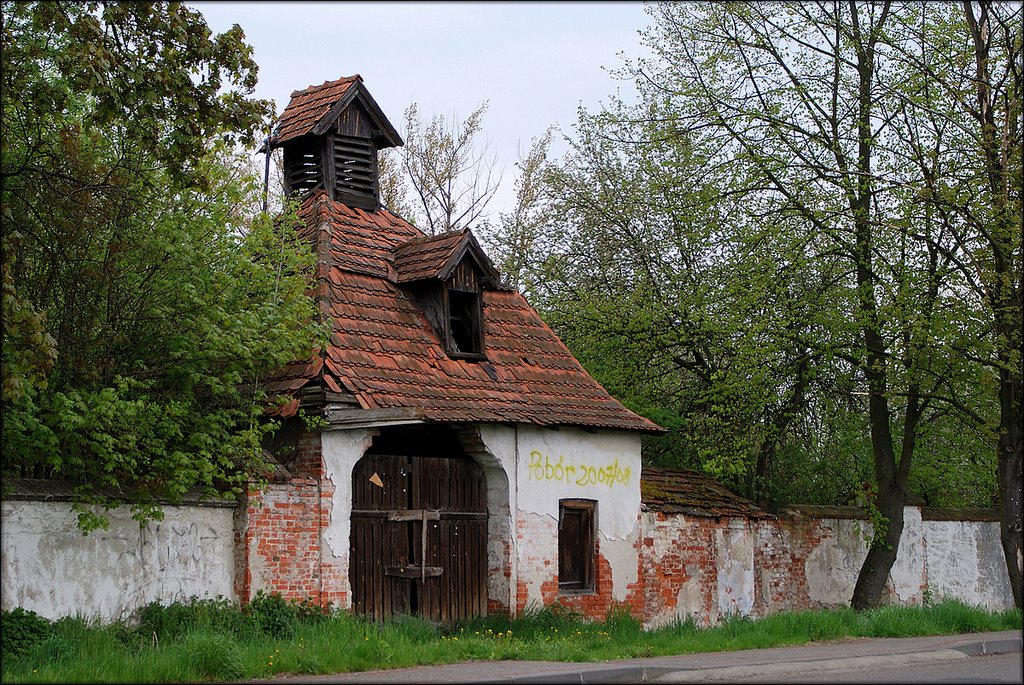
392, 229, 501, 361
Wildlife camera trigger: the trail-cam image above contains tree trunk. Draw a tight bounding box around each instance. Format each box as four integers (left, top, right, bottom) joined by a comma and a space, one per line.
847, 0, 906, 611
997, 363, 1023, 608
963, 0, 1024, 609
852, 483, 907, 609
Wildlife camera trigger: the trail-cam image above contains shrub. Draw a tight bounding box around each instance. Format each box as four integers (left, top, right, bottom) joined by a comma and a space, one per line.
136, 597, 254, 643
293, 596, 331, 622
248, 590, 296, 638
0, 607, 53, 661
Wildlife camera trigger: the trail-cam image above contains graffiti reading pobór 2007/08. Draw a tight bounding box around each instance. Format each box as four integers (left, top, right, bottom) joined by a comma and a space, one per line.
527, 450, 631, 488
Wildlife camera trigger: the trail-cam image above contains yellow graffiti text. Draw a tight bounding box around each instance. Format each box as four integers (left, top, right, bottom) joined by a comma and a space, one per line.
526, 450, 631, 488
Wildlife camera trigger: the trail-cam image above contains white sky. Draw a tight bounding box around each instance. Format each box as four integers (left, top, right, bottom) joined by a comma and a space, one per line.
191, 1, 653, 218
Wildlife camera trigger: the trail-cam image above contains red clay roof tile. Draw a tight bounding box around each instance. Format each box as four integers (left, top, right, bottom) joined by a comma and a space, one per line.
270, 75, 362, 146
268, 189, 662, 433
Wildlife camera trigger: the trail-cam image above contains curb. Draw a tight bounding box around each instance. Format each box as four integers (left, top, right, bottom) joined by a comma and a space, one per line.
952, 635, 1023, 656
255, 632, 1024, 684
647, 649, 971, 683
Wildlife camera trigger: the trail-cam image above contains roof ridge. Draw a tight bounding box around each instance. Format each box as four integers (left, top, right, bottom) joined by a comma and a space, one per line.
289, 73, 362, 98
396, 228, 468, 248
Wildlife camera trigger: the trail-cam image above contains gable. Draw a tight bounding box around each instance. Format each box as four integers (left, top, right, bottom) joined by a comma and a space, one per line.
392, 229, 499, 286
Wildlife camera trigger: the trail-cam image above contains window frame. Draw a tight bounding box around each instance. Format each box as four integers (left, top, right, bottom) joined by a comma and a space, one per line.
443, 283, 486, 360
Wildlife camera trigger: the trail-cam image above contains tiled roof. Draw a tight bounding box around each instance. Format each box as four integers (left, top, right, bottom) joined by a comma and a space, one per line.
641, 466, 769, 518
271, 74, 362, 146
267, 190, 663, 433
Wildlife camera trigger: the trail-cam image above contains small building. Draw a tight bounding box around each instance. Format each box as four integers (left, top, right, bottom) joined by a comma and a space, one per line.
243, 74, 664, 624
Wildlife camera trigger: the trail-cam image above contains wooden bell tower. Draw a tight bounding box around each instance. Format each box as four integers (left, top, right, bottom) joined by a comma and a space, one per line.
269, 75, 403, 211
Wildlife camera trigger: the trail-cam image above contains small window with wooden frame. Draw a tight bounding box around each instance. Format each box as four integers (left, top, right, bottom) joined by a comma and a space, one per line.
558, 499, 596, 594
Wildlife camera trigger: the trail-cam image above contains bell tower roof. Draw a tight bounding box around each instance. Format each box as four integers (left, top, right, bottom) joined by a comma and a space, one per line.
269, 74, 403, 150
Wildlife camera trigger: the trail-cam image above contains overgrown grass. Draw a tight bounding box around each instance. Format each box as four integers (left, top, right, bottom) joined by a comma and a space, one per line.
1, 597, 1019, 683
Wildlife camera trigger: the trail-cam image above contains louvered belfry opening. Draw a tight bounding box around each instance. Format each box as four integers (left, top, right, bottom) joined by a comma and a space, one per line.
283, 139, 323, 197
271, 75, 403, 212
333, 133, 376, 207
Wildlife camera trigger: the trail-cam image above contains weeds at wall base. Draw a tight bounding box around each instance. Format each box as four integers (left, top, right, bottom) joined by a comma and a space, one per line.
0, 596, 1020, 684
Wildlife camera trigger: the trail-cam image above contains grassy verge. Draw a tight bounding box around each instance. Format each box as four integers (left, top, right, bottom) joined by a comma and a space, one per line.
1, 596, 1020, 683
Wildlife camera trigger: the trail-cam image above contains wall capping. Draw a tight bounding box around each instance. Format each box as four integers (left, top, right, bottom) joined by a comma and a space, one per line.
0, 478, 238, 509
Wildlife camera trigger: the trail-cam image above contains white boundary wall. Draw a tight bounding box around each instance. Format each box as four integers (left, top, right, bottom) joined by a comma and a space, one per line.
1, 493, 1014, 623
1, 499, 236, 621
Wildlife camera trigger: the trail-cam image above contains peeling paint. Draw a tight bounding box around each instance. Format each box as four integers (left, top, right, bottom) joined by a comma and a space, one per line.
715, 521, 754, 617
321, 428, 375, 561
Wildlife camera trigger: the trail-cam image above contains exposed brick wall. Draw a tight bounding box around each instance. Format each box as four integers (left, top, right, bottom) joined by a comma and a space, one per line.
753, 515, 829, 614
514, 511, 646, 623
554, 546, 646, 621
293, 427, 325, 478
639, 511, 721, 627
242, 479, 321, 602
515, 510, 558, 613
238, 428, 346, 608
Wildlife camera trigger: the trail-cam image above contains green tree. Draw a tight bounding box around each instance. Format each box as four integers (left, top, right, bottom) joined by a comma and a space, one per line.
534, 96, 841, 508
522, 1, 1006, 610
628, 0, 987, 610
480, 127, 555, 297
884, 0, 1022, 606
1, 1, 323, 530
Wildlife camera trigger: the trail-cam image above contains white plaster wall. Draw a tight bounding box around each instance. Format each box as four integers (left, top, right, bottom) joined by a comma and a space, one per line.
514, 426, 641, 539
320, 427, 375, 608
1, 501, 235, 621
789, 508, 1010, 610
715, 519, 754, 619
803, 518, 869, 606
601, 526, 641, 603
510, 426, 643, 606
891, 506, 925, 603
923, 519, 1015, 610
475, 424, 519, 612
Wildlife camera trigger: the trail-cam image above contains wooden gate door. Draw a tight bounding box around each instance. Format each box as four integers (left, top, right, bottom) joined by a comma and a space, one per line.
350, 453, 487, 623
